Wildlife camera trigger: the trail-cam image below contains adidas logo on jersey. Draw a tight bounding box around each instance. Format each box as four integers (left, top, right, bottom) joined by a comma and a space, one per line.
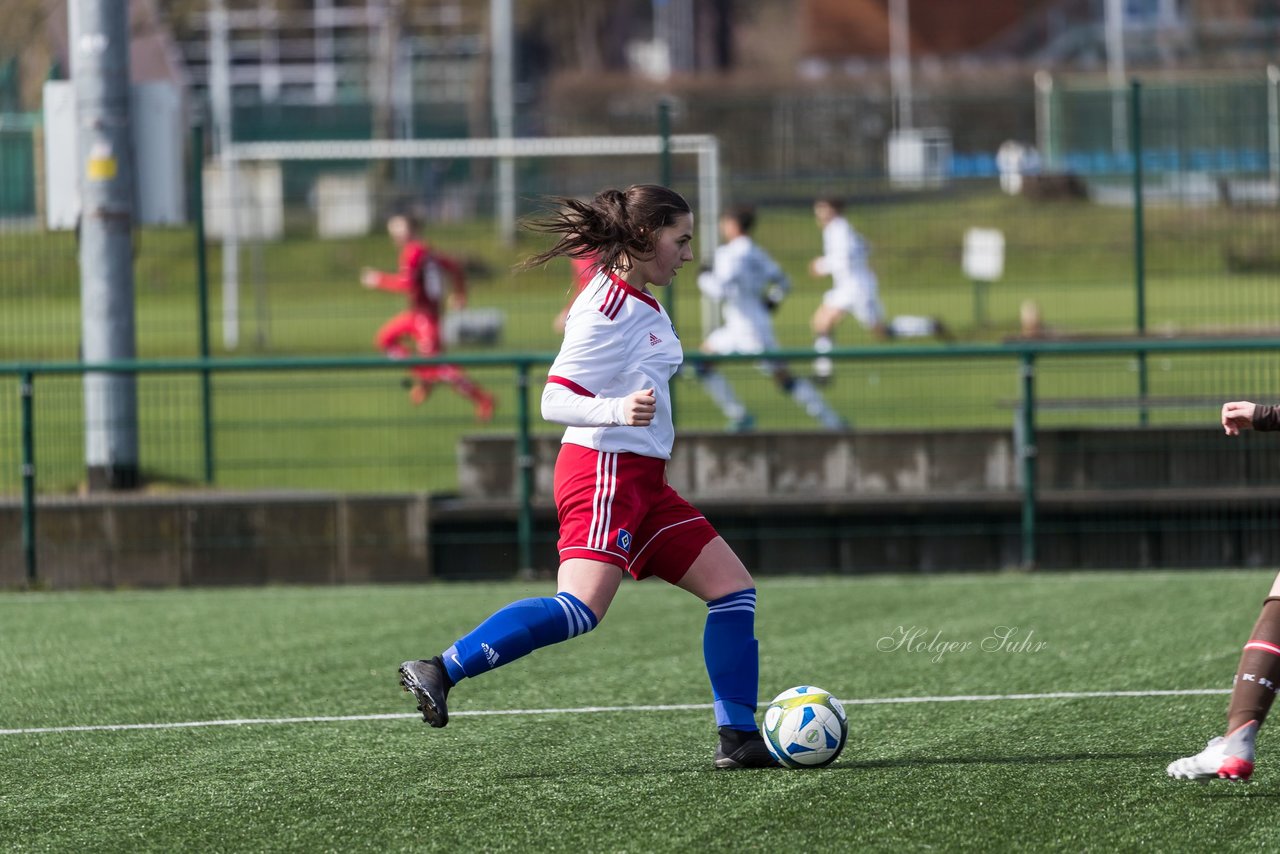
648, 332, 662, 346
481, 642, 501, 668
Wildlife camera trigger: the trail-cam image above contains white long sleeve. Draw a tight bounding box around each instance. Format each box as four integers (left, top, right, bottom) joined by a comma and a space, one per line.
544, 271, 680, 459
541, 382, 627, 428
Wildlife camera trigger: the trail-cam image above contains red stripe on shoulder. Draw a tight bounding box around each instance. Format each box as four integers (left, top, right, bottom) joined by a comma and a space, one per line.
547, 375, 596, 397
597, 271, 661, 318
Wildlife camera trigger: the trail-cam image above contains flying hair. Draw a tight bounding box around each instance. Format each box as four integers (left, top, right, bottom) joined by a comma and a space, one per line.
520, 184, 692, 275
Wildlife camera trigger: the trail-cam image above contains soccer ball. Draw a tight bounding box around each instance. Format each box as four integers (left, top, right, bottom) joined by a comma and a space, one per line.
761, 685, 848, 769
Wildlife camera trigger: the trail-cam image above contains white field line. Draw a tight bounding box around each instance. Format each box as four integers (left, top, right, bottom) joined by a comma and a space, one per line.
0, 688, 1229, 737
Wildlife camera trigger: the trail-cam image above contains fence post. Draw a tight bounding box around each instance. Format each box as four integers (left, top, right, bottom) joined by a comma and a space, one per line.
191, 123, 215, 483
657, 98, 678, 426
1268, 65, 1279, 194
1130, 79, 1149, 426
1019, 352, 1037, 570
516, 361, 535, 576
20, 371, 36, 584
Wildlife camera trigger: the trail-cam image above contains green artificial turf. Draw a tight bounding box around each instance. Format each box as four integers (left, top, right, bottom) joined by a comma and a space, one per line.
2, 571, 1275, 851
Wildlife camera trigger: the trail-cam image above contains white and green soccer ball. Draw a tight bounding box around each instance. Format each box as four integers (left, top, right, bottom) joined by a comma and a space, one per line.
761, 685, 848, 769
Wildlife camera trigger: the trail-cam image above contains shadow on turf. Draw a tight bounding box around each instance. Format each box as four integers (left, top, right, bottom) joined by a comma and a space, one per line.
826, 751, 1173, 772
496, 751, 1184, 779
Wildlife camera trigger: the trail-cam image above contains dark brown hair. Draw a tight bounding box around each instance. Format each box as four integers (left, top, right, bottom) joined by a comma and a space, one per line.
722, 203, 756, 234
815, 197, 845, 213
521, 184, 692, 274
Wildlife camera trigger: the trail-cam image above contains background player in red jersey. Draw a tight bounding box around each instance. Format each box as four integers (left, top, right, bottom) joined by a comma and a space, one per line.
361, 212, 495, 421
1168, 399, 1280, 782
398, 185, 779, 769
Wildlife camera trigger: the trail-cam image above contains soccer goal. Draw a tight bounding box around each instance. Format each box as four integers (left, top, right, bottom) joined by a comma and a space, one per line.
217, 134, 721, 348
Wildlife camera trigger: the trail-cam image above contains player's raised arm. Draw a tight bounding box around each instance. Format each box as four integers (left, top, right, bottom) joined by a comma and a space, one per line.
1224, 400, 1280, 434
1222, 401, 1257, 435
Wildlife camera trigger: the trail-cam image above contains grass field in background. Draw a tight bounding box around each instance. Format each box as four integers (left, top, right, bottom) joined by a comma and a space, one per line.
2, 571, 1277, 851
3, 188, 1279, 494
5, 188, 1279, 362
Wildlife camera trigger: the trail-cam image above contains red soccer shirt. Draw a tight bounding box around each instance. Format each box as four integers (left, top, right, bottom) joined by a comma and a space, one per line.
373, 240, 466, 317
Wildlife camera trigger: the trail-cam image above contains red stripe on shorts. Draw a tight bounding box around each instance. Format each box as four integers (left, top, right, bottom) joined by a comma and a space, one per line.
589, 452, 618, 551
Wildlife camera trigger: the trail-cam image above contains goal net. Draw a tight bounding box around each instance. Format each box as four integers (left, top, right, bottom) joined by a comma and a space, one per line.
210, 134, 721, 349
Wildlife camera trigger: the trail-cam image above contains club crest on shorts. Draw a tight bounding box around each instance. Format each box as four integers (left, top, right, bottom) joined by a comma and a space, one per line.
616, 528, 633, 553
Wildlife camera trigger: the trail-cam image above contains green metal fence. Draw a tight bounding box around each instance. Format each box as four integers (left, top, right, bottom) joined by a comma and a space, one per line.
5, 75, 1280, 364
6, 337, 1280, 584
6, 74, 1280, 582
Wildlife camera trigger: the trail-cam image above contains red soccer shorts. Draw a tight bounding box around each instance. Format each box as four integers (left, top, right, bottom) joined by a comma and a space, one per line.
376, 310, 442, 355
554, 443, 718, 583
377, 310, 462, 384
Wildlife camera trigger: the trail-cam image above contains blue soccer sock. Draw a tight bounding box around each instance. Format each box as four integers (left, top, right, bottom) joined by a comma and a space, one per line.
703, 588, 760, 732
440, 591, 597, 684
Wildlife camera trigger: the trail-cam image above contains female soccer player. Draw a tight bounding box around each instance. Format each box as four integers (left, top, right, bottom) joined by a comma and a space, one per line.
1167, 399, 1280, 782
808, 197, 948, 379
398, 185, 779, 769
696, 204, 845, 431
361, 212, 495, 421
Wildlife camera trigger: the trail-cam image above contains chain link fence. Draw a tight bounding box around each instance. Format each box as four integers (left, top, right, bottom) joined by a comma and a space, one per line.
4, 74, 1280, 580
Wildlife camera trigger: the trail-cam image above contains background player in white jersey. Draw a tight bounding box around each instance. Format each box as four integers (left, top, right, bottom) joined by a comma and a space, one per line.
398, 184, 779, 769
809, 197, 949, 379
696, 205, 845, 431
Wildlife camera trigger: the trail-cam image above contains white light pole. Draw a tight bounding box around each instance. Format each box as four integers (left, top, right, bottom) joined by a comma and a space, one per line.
1105, 0, 1128, 155
491, 0, 515, 245
210, 0, 239, 349
889, 0, 912, 132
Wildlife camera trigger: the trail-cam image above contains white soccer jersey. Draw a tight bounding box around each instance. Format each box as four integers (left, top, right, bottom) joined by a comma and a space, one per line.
813, 215, 883, 326
813, 216, 878, 294
697, 235, 788, 354
542, 270, 683, 460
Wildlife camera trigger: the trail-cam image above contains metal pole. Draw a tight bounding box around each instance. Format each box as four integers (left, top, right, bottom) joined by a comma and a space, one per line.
210, 0, 240, 350
888, 0, 913, 131
1130, 79, 1149, 426
696, 137, 720, 342
515, 361, 534, 575
1267, 64, 1279, 196
191, 123, 215, 484
1105, 0, 1128, 155
75, 0, 139, 490
490, 0, 516, 246
1034, 70, 1055, 170
20, 372, 36, 584
658, 99, 678, 425
1019, 352, 1037, 570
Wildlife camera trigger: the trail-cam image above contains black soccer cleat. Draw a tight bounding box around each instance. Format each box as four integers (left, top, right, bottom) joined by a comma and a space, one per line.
399, 656, 452, 728
714, 726, 781, 770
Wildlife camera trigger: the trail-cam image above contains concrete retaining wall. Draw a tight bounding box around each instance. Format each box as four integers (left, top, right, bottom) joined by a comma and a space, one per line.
0, 493, 431, 588
4, 427, 1277, 587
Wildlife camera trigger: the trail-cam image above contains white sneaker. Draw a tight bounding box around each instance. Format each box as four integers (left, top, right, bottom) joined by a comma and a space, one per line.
813, 356, 833, 380
1167, 720, 1257, 781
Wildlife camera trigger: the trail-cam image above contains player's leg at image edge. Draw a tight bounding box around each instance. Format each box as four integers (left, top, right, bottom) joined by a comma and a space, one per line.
1168, 596, 1280, 781
705, 589, 780, 769
400, 591, 599, 728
